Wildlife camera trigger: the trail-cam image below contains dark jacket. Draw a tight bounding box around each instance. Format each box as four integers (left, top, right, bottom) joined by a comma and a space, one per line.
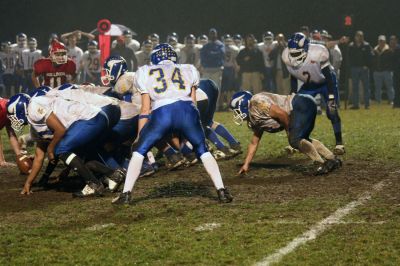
348, 41, 373, 68
236, 47, 264, 73
372, 45, 394, 72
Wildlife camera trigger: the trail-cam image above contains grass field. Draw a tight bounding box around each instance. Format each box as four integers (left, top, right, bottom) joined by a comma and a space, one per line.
0, 104, 399, 265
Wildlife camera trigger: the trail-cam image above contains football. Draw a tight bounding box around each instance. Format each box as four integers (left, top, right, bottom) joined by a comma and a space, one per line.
16, 153, 33, 175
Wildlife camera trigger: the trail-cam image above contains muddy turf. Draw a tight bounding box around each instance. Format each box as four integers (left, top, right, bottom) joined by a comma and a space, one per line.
1, 105, 399, 265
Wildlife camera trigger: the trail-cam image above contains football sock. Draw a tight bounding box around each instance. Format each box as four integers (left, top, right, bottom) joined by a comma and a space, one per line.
205, 127, 225, 149
42, 159, 59, 179
298, 139, 324, 163
60, 153, 100, 184
123, 152, 144, 193
213, 123, 239, 145
180, 143, 193, 155
334, 132, 343, 145
97, 151, 121, 170
311, 139, 335, 160
164, 146, 177, 157
200, 152, 224, 190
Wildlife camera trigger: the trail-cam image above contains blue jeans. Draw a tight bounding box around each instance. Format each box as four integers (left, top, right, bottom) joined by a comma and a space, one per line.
351, 67, 370, 108
373, 71, 394, 103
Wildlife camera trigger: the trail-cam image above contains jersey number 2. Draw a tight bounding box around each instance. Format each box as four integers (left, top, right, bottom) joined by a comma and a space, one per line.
149, 68, 185, 93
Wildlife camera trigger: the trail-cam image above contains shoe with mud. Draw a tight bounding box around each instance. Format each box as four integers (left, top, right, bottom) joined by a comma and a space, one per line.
333, 145, 345, 155
108, 168, 126, 192
183, 152, 198, 167
73, 182, 105, 198
165, 153, 185, 170
139, 160, 156, 177
112, 191, 132, 205
315, 158, 342, 175
229, 143, 243, 156
217, 188, 233, 203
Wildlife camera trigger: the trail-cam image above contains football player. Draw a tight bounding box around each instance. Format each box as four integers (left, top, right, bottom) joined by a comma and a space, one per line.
7, 90, 121, 196
0, 42, 18, 97
282, 33, 345, 155
20, 38, 42, 93
0, 96, 24, 167
230, 91, 341, 175
112, 44, 233, 205
81, 41, 101, 84
32, 40, 76, 88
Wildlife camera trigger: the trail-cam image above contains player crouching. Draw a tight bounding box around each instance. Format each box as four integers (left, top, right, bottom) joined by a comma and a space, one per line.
230, 91, 342, 175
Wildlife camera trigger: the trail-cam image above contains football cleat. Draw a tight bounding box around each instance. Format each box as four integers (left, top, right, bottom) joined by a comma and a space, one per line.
218, 146, 236, 159
107, 168, 126, 192
112, 191, 132, 205
73, 182, 105, 198
139, 160, 156, 177
217, 188, 233, 203
230, 143, 243, 154
165, 153, 185, 170
333, 145, 345, 155
183, 152, 198, 167
285, 145, 299, 155
315, 158, 342, 175
212, 149, 227, 161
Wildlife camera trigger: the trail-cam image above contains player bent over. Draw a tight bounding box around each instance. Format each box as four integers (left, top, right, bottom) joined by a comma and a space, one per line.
113, 44, 233, 205
230, 91, 342, 175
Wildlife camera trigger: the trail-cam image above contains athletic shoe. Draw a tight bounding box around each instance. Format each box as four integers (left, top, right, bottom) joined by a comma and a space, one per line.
230, 143, 243, 155
212, 149, 227, 160
73, 182, 105, 198
165, 153, 185, 170
285, 145, 298, 155
315, 158, 342, 175
112, 191, 132, 205
183, 152, 198, 167
217, 188, 233, 203
139, 160, 156, 177
108, 168, 126, 192
333, 145, 345, 155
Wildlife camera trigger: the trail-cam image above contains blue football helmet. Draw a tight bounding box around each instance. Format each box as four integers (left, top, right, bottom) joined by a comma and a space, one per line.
229, 91, 253, 125
6, 93, 31, 132
101, 55, 128, 86
150, 43, 177, 65
29, 86, 51, 97
287, 32, 310, 67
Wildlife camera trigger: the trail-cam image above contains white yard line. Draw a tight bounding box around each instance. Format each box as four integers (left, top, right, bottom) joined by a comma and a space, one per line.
194, 223, 221, 232
254, 180, 387, 266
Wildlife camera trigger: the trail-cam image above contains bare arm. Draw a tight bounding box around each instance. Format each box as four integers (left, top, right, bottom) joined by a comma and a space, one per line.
45, 113, 66, 162
238, 129, 263, 175
0, 134, 5, 164
21, 142, 47, 195
191, 86, 197, 104
31, 71, 41, 88
138, 93, 151, 135
5, 124, 22, 156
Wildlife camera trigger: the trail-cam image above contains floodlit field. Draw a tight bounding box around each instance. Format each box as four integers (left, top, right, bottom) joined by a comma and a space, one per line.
1, 104, 399, 265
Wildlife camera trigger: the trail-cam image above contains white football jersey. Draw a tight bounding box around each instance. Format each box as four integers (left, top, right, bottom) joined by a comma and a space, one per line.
282, 44, 330, 86
28, 95, 101, 131
135, 61, 199, 110
81, 50, 101, 73
49, 87, 118, 108
196, 88, 208, 102
21, 49, 42, 70
67, 46, 83, 73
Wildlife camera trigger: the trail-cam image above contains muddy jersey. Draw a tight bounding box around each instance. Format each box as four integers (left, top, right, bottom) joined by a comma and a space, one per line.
282, 44, 330, 87
248, 92, 294, 133
0, 98, 10, 130
113, 72, 142, 107
21, 49, 42, 70
135, 60, 199, 110
34, 58, 76, 87
49, 87, 118, 108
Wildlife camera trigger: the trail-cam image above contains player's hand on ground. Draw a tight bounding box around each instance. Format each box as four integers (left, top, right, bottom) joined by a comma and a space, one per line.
0, 161, 16, 167
48, 152, 56, 164
238, 164, 249, 176
21, 183, 32, 195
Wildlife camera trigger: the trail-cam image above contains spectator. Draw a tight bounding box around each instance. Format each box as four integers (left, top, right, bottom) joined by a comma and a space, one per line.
0, 42, 17, 97
61, 29, 95, 49
322, 31, 342, 78
167, 32, 184, 49
236, 34, 265, 94
167, 36, 181, 58
233, 34, 244, 50
197, 34, 208, 47
200, 28, 225, 88
148, 33, 160, 46
81, 40, 101, 85
389, 35, 400, 108
220, 34, 239, 109
135, 40, 153, 67
66, 35, 83, 83
300, 26, 310, 37
20, 37, 42, 93
111, 36, 138, 71
112, 30, 140, 53
42, 33, 59, 58
372, 35, 395, 104
258, 31, 277, 92
270, 33, 290, 94
12, 33, 27, 93
179, 34, 200, 68
348, 31, 373, 109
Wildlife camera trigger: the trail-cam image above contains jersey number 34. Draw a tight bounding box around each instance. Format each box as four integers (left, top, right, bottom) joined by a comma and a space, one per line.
149, 67, 185, 93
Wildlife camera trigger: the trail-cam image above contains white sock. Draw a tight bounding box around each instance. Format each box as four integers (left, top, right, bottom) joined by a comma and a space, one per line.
200, 152, 224, 190
122, 152, 144, 193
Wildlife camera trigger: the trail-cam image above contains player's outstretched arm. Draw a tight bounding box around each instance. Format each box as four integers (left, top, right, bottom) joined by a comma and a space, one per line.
238, 130, 263, 175
21, 142, 47, 195
5, 124, 22, 157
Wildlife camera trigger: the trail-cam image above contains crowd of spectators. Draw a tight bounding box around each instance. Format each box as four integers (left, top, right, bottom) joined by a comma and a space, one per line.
1, 26, 400, 109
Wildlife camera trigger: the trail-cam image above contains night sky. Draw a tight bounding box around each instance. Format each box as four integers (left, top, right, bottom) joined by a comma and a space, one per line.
1, 0, 399, 46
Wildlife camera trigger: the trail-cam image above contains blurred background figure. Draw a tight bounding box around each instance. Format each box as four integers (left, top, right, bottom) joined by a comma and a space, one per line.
135, 40, 153, 67
197, 34, 208, 47
372, 35, 394, 104
300, 26, 310, 37
148, 33, 160, 46
112, 30, 140, 53
81, 40, 101, 84
66, 35, 83, 83
348, 31, 373, 109
321, 30, 342, 78
111, 36, 138, 71
200, 28, 225, 89
179, 34, 200, 68
390, 35, 400, 108
258, 31, 277, 92
236, 34, 264, 94
20, 37, 42, 93
167, 36, 181, 58
12, 33, 28, 93
61, 29, 95, 50
0, 42, 17, 97
270, 33, 289, 94
233, 34, 244, 50
220, 34, 239, 110
167, 32, 184, 49
42, 33, 59, 57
